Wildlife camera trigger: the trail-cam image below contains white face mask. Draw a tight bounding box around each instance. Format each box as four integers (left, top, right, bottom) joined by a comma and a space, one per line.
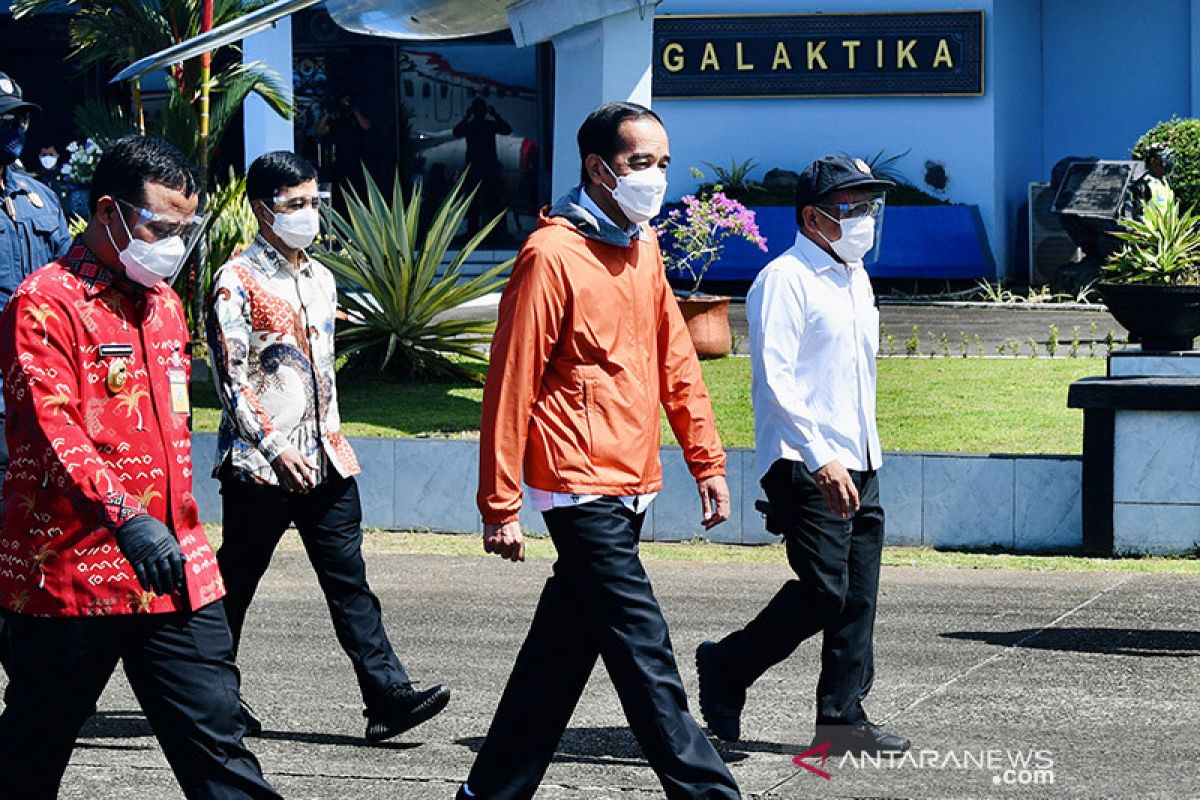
106, 209, 186, 288
603, 161, 667, 225
39, 154, 57, 170
268, 206, 320, 250
817, 208, 876, 263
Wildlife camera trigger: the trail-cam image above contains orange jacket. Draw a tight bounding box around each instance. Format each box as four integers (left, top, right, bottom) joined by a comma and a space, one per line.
477, 194, 726, 526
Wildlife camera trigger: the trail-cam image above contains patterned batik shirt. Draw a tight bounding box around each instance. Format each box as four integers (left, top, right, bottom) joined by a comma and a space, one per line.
206, 236, 360, 486
0, 242, 223, 617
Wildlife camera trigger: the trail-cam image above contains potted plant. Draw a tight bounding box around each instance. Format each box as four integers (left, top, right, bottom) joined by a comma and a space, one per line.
1098, 193, 1200, 351
656, 171, 767, 357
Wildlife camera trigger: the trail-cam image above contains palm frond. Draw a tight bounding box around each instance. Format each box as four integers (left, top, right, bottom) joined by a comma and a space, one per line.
72, 99, 137, 147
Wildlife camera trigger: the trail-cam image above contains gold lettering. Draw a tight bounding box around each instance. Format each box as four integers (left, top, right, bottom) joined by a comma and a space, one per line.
933, 38, 954, 68
897, 39, 918, 69
807, 40, 828, 70
662, 42, 684, 72
736, 41, 755, 71
842, 39, 861, 70
772, 41, 793, 70
876, 39, 885, 68
700, 41, 721, 71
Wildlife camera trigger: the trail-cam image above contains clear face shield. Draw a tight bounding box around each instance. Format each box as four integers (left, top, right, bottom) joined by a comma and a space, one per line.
116, 197, 210, 285
815, 194, 887, 264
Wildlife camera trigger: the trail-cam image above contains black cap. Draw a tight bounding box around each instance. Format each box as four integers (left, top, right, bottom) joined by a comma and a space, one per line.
794, 154, 895, 210
0, 72, 41, 116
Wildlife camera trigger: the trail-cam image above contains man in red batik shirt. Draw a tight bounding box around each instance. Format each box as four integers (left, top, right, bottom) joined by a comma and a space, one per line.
0, 135, 279, 799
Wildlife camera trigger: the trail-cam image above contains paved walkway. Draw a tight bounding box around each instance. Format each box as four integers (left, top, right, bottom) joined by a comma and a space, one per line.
46, 538, 1199, 799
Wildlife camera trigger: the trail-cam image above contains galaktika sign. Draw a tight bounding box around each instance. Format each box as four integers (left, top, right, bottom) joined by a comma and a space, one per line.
652, 11, 985, 98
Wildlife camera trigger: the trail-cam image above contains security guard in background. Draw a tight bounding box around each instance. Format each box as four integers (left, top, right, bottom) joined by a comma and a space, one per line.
1139, 143, 1175, 211
0, 70, 70, 672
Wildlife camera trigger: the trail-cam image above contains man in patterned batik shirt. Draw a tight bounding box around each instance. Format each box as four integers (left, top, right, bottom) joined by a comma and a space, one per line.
206, 150, 449, 743
0, 135, 280, 799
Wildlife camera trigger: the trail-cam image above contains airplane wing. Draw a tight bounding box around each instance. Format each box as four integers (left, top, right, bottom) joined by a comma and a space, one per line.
112, 0, 323, 83
112, 0, 519, 84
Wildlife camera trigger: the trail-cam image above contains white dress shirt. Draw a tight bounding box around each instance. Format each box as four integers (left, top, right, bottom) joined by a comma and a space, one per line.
747, 231, 882, 480
527, 186, 658, 516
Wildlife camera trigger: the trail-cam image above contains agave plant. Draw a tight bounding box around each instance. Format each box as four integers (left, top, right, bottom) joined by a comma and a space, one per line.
1104, 194, 1200, 285
316, 169, 512, 382
702, 157, 761, 194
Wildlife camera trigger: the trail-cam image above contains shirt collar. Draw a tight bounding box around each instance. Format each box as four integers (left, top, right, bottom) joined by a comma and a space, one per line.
63, 239, 133, 298
2, 164, 30, 197
577, 185, 646, 240
251, 234, 313, 278
791, 230, 857, 275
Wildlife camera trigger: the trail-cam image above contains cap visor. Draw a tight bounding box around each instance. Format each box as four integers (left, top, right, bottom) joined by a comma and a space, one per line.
837, 177, 896, 193
0, 99, 40, 115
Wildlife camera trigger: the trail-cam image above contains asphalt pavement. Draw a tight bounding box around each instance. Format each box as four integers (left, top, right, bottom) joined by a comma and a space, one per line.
44, 536, 1200, 799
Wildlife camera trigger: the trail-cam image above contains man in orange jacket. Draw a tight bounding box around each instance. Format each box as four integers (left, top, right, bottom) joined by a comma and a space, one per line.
460, 102, 741, 800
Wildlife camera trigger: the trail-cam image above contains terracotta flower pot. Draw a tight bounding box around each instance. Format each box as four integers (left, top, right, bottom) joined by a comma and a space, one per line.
676, 294, 732, 359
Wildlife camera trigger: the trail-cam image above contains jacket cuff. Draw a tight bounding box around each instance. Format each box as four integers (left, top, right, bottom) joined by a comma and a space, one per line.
689, 462, 726, 482
258, 432, 291, 464
481, 510, 521, 526
103, 493, 147, 531
798, 439, 838, 472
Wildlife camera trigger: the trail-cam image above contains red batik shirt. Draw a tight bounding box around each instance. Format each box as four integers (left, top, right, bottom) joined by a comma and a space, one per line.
0, 242, 224, 617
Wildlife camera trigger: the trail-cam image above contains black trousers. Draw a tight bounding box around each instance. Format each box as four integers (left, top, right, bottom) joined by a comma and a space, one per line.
466, 497, 741, 800
218, 473, 408, 709
0, 412, 8, 674
716, 459, 885, 726
0, 602, 280, 800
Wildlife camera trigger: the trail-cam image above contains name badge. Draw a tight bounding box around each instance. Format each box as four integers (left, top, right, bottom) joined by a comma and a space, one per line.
168, 368, 189, 414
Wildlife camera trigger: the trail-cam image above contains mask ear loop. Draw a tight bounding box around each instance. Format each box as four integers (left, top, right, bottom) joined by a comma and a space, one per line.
104, 198, 136, 255
813, 205, 843, 251
600, 159, 624, 197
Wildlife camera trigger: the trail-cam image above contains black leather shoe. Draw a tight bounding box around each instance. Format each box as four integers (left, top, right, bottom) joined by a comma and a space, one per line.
695, 641, 745, 742
364, 682, 451, 743
239, 696, 263, 737
813, 722, 910, 756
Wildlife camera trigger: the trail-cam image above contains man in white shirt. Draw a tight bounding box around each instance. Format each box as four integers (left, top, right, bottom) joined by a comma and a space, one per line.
696, 155, 910, 756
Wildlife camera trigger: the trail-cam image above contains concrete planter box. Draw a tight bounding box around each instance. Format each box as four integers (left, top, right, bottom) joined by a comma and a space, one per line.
190, 434, 1085, 553
678, 204, 995, 284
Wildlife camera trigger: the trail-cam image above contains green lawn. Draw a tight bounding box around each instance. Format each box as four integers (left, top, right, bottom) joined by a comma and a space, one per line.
192, 357, 1105, 454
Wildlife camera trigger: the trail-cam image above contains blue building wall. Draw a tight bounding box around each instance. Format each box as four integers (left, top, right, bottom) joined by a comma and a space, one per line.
1041, 0, 1193, 173
653, 0, 1198, 279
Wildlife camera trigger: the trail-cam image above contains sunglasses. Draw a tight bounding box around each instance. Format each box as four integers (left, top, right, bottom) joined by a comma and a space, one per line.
816, 197, 885, 220
0, 112, 30, 131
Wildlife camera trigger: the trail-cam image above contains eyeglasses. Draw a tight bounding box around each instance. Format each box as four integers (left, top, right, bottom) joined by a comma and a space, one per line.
0, 112, 30, 131
816, 197, 885, 220
271, 192, 329, 213
116, 197, 204, 242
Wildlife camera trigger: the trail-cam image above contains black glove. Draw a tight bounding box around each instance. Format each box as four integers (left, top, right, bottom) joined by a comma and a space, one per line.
115, 514, 184, 596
